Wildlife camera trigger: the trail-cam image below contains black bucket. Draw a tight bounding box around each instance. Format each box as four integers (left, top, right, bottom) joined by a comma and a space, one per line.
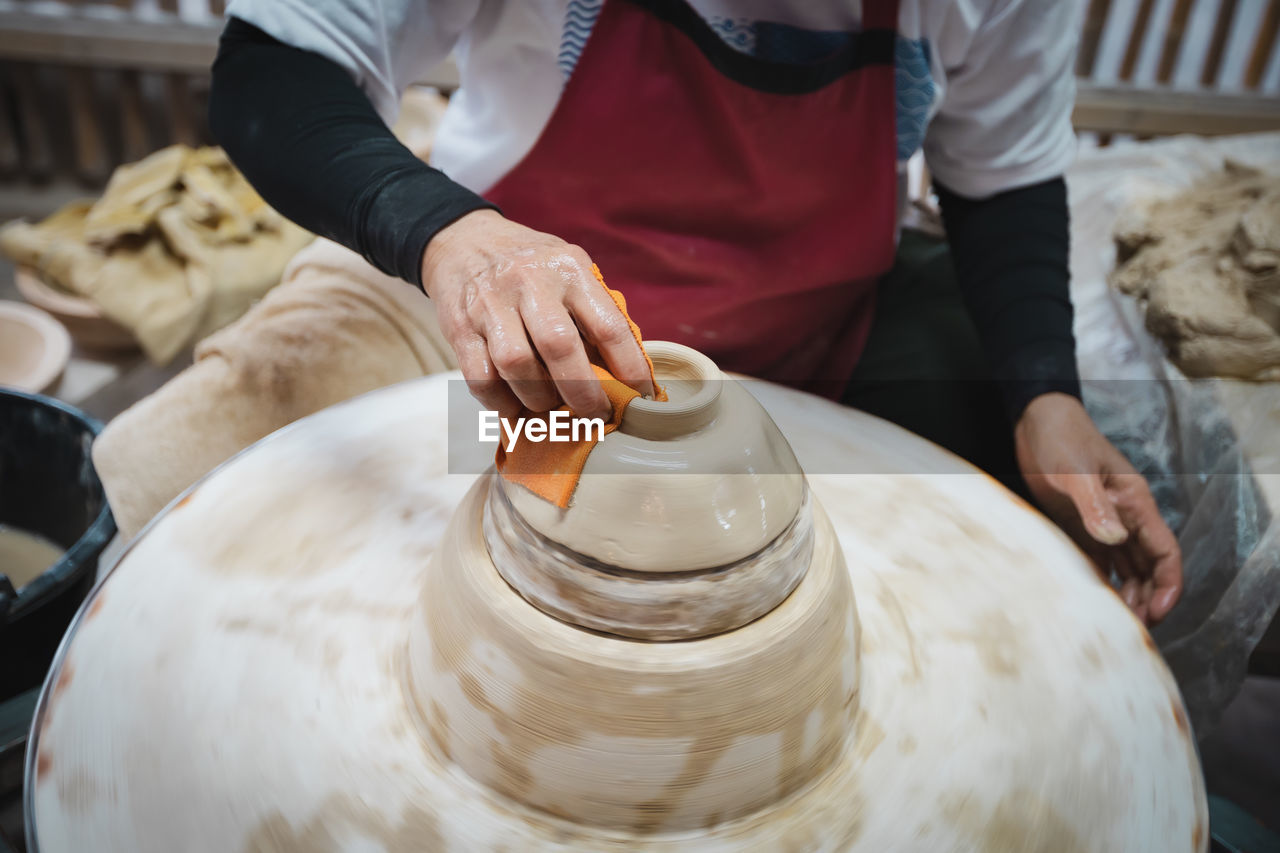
0, 390, 115, 700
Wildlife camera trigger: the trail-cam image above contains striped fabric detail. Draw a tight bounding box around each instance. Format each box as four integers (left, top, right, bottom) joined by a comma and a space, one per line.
556, 3, 938, 161
707, 16, 757, 53
558, 0, 605, 78
895, 36, 934, 161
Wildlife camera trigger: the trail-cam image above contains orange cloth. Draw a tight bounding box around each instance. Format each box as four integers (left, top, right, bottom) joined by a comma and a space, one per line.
496, 265, 666, 507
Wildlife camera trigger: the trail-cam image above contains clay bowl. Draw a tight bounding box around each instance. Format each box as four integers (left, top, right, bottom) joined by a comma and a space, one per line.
505, 342, 806, 575
0, 301, 71, 395
24, 345, 1207, 852
14, 267, 137, 353
496, 341, 811, 639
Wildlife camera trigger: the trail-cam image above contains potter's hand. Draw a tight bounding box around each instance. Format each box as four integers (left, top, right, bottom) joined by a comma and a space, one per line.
421, 209, 655, 420
1014, 393, 1183, 626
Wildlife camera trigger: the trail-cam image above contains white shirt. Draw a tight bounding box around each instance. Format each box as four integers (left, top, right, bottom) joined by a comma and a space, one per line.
227, 0, 1082, 200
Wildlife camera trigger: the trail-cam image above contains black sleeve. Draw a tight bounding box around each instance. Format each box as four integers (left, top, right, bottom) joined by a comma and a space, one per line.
935, 177, 1082, 423
208, 17, 496, 289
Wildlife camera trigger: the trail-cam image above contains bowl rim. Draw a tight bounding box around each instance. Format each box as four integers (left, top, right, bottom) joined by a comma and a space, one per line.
0, 301, 72, 395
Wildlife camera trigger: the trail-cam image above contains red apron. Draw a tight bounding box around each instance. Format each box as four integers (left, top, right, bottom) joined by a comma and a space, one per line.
484, 0, 900, 392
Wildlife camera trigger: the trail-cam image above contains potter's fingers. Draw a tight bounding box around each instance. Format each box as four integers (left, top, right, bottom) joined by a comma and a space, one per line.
1123, 535, 1155, 581
483, 308, 561, 413
1141, 525, 1182, 624
520, 303, 610, 420
1111, 546, 1139, 611
1061, 474, 1128, 546
1119, 575, 1140, 612
1135, 577, 1154, 625
1148, 572, 1181, 624
1124, 537, 1156, 626
1115, 479, 1183, 623
456, 335, 522, 421
567, 280, 655, 398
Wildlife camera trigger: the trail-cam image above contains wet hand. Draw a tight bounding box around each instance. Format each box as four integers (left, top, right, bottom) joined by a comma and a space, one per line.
1014, 393, 1183, 626
421, 210, 655, 420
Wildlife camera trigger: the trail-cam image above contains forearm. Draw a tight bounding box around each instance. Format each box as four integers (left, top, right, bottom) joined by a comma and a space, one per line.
208, 17, 494, 288
935, 177, 1080, 422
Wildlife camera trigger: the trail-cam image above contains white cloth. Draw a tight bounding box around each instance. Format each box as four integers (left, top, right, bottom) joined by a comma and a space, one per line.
226, 0, 1081, 200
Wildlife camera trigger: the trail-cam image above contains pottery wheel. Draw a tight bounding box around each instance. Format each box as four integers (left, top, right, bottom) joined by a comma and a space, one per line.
27, 358, 1206, 851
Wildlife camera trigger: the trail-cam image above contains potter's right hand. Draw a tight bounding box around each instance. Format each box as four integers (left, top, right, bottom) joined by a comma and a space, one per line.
421, 209, 655, 420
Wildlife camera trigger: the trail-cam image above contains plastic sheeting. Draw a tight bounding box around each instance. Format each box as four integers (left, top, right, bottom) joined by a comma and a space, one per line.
1066, 132, 1280, 736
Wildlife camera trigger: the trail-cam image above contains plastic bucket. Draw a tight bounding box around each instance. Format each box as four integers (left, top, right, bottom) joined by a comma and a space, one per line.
0, 389, 115, 700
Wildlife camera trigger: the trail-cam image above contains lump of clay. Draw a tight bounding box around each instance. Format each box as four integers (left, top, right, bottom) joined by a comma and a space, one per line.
1111, 162, 1280, 380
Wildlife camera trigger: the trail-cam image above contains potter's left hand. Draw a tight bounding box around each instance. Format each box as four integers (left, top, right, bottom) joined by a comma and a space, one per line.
1014, 393, 1183, 626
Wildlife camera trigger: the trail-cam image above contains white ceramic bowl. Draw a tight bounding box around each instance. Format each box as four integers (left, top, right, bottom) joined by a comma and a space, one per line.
0, 300, 71, 394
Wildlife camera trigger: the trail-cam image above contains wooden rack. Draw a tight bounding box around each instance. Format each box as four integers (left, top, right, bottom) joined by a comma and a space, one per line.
0, 1, 222, 192
1073, 0, 1280, 136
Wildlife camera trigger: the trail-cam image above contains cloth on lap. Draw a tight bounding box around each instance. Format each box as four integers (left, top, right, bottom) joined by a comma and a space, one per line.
92, 238, 457, 539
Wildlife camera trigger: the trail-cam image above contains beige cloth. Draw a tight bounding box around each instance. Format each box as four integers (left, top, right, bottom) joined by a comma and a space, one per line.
93, 238, 457, 539
0, 146, 313, 364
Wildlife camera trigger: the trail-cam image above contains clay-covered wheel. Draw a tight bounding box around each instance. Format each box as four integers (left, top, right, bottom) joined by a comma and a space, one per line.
26, 370, 1206, 852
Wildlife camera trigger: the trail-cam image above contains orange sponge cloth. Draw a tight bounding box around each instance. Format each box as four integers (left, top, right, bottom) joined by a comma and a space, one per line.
495, 265, 665, 507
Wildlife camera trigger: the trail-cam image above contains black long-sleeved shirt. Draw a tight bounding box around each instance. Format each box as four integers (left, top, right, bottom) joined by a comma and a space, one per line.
209, 17, 1080, 422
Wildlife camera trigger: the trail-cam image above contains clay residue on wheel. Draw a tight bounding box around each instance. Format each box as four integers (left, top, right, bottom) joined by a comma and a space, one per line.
1111, 162, 1280, 379
942, 789, 1085, 853
244, 794, 445, 853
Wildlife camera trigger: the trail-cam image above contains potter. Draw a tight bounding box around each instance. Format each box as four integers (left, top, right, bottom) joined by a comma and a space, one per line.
478, 410, 606, 452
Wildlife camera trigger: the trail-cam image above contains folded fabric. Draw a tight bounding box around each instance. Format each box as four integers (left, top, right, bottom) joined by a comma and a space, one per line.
0, 145, 312, 364
496, 266, 666, 508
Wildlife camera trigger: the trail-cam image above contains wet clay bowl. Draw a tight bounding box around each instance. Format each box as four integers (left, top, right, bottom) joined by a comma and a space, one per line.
0, 301, 71, 395
494, 341, 811, 639
25, 363, 1206, 851
503, 341, 807, 574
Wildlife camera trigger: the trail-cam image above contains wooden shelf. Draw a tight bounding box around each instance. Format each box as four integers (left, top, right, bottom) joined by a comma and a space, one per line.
0, 9, 220, 73
1074, 83, 1280, 137
0, 7, 460, 86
